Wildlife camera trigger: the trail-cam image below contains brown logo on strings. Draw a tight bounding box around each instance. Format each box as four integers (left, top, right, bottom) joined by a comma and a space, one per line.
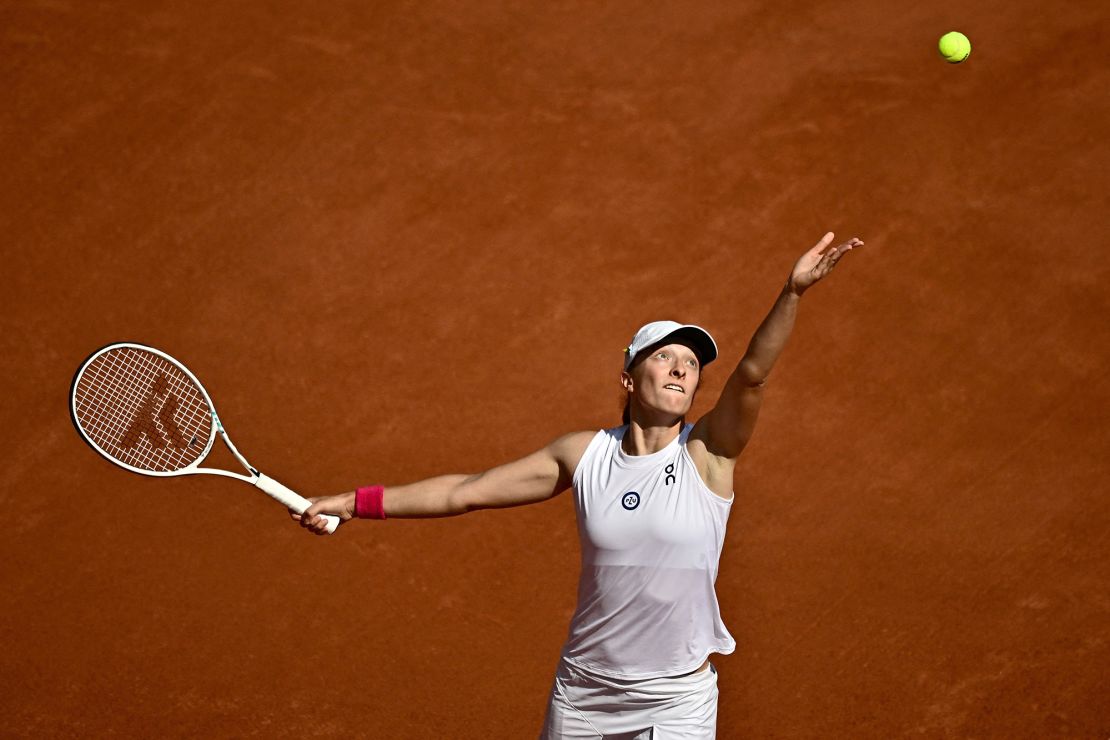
119, 373, 187, 450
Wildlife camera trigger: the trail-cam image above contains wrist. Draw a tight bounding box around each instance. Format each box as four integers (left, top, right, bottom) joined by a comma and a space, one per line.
785, 279, 805, 298
354, 485, 387, 519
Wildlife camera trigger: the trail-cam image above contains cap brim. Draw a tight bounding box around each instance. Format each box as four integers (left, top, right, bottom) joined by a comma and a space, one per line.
663, 326, 718, 366
628, 326, 718, 369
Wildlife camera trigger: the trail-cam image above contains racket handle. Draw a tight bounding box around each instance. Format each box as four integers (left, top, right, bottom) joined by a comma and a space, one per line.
255, 473, 341, 534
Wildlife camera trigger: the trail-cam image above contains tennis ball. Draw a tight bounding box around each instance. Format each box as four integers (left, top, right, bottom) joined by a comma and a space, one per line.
938, 31, 971, 63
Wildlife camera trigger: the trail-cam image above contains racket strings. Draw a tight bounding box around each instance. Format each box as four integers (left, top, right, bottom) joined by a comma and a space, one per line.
73, 347, 212, 472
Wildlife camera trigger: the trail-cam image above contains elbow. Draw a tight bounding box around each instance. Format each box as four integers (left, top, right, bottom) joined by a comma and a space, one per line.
736, 359, 769, 387
446, 488, 472, 516
448, 475, 483, 515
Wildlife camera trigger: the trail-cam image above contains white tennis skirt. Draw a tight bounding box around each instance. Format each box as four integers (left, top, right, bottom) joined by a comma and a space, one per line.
540, 657, 719, 739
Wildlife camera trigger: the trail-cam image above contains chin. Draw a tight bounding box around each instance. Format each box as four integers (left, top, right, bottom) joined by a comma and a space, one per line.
638, 396, 692, 421
660, 401, 692, 417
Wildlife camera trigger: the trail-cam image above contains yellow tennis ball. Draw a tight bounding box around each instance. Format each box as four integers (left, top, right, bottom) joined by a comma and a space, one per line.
938, 31, 971, 63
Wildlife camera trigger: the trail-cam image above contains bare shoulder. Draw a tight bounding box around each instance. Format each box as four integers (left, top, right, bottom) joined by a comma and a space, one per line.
548, 429, 597, 474
686, 421, 737, 500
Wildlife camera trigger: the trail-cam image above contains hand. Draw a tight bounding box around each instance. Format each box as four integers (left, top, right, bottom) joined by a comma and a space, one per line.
788, 232, 864, 296
288, 492, 356, 536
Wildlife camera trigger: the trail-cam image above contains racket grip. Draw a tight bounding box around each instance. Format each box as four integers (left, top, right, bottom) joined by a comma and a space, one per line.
255, 473, 341, 534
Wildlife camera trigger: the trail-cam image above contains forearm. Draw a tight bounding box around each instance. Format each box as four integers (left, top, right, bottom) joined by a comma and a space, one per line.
336, 474, 472, 520
737, 281, 802, 383
381, 474, 472, 518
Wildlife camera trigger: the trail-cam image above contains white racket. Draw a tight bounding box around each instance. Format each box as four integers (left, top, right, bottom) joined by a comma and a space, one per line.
70, 342, 340, 534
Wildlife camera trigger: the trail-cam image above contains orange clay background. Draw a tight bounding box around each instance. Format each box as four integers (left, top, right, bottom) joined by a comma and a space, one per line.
2, 1, 1107, 737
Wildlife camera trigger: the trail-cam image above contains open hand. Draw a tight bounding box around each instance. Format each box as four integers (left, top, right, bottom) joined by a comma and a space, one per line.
788, 232, 863, 296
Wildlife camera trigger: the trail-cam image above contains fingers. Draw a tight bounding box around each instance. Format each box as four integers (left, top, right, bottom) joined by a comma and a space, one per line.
829, 237, 863, 255
294, 499, 326, 534
815, 233, 864, 254
289, 496, 341, 535
292, 494, 350, 535
298, 511, 330, 535
815, 237, 863, 275
821, 245, 846, 271
815, 250, 836, 275
833, 238, 863, 262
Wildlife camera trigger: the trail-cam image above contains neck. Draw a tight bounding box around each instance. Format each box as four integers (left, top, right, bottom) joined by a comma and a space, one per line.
622, 415, 684, 456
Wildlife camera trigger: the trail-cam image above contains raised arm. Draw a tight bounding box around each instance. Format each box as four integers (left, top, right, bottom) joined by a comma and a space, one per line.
692, 232, 863, 465
292, 431, 594, 534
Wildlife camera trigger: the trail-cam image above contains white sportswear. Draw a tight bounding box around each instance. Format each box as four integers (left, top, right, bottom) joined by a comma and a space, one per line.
560, 423, 736, 680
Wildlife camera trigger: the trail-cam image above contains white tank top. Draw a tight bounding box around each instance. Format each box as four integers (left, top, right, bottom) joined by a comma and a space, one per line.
561, 423, 736, 679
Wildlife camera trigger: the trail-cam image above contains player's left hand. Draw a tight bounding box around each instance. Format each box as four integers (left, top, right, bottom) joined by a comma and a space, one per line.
788, 232, 863, 295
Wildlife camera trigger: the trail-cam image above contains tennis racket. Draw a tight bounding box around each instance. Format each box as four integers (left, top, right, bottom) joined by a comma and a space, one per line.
70, 342, 340, 534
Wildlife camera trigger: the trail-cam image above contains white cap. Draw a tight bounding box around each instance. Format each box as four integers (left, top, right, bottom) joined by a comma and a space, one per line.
623, 321, 718, 371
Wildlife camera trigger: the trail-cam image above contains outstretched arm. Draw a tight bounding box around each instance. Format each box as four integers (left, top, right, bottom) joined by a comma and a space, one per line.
694, 232, 863, 462
291, 431, 593, 535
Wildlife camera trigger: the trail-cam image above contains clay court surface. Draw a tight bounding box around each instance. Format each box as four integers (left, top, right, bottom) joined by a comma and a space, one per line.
2, 0, 1108, 737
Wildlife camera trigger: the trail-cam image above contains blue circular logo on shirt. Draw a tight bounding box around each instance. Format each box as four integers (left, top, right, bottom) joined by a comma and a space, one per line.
622, 492, 641, 510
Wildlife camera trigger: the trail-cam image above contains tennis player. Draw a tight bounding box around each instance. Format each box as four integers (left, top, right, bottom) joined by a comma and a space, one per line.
293, 232, 863, 738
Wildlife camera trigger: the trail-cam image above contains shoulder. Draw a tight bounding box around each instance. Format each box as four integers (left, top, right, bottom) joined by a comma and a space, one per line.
547, 429, 602, 474
549, 430, 599, 461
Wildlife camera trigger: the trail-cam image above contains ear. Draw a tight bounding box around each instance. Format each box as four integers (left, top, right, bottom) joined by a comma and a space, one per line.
620, 371, 633, 392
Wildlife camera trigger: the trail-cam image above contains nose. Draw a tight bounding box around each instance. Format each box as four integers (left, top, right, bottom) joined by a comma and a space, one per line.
670, 365, 685, 378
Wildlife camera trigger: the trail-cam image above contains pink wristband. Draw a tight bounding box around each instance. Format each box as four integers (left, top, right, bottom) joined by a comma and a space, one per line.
355, 485, 387, 520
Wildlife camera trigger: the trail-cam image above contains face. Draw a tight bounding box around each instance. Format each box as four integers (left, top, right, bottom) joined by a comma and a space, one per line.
622, 342, 701, 420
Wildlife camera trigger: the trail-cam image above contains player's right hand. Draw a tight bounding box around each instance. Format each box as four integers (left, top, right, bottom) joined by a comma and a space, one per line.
289, 492, 356, 535
788, 232, 863, 296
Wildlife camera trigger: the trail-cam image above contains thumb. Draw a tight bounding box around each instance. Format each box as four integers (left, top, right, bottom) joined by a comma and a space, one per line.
288, 497, 321, 521
812, 231, 835, 254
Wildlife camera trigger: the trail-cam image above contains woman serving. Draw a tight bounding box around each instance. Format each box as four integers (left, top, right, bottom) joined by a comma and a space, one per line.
293, 232, 864, 738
